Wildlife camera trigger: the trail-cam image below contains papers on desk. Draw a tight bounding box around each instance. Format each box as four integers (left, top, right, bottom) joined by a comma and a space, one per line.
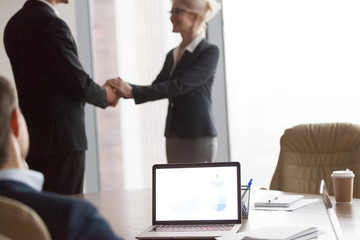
253, 194, 318, 211
217, 225, 323, 240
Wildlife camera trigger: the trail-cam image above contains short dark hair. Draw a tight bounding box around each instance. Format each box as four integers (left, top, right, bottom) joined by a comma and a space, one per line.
0, 76, 16, 167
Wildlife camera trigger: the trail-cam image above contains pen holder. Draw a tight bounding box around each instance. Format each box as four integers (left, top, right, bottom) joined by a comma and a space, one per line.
241, 185, 251, 219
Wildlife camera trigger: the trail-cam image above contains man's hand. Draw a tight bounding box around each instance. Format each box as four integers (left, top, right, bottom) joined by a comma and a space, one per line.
104, 79, 120, 107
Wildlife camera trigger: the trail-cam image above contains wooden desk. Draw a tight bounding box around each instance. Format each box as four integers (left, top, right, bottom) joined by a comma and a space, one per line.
74, 189, 360, 240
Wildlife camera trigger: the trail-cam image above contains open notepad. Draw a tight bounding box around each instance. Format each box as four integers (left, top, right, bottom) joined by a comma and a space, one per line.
242, 225, 320, 240
216, 225, 321, 240
254, 195, 303, 207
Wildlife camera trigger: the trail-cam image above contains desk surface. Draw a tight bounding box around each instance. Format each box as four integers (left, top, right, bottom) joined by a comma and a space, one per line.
74, 189, 360, 240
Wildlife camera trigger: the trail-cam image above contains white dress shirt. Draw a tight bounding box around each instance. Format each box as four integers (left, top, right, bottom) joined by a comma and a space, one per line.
0, 169, 44, 191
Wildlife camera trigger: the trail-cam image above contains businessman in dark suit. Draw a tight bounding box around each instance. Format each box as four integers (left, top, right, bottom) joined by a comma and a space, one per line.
0, 76, 122, 240
108, 0, 221, 163
3, 0, 119, 194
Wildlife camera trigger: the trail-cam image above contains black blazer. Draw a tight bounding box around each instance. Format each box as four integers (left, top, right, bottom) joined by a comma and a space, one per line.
132, 39, 219, 138
0, 181, 122, 240
4, 0, 107, 156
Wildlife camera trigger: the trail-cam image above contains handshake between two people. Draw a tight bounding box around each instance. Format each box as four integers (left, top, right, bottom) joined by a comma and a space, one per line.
103, 77, 133, 107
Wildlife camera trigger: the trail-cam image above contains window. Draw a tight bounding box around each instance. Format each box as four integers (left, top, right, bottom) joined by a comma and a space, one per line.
223, 0, 360, 188
90, 0, 180, 190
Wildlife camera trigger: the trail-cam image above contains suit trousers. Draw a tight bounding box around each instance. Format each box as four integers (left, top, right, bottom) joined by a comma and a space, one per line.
166, 136, 218, 163
26, 151, 85, 195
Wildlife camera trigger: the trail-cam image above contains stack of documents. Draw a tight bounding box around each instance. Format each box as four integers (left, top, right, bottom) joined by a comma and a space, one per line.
253, 194, 318, 211
216, 225, 322, 240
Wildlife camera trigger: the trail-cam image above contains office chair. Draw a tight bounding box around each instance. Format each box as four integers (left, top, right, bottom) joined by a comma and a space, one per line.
0, 196, 51, 240
270, 123, 360, 198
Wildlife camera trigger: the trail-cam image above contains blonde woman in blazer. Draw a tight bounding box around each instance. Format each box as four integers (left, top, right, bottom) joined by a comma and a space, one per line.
109, 0, 221, 163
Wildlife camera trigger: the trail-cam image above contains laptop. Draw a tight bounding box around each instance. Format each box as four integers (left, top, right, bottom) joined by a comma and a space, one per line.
136, 162, 242, 239
319, 179, 344, 240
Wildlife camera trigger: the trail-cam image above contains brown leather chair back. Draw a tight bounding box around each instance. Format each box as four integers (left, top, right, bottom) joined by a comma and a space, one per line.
270, 123, 360, 198
0, 196, 51, 240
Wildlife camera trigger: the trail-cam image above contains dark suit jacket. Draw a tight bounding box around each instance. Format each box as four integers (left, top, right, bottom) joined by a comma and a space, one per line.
4, 0, 107, 156
0, 181, 122, 240
132, 39, 219, 138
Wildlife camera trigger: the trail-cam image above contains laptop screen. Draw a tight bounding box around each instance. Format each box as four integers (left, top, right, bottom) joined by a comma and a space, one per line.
153, 162, 241, 224
319, 180, 344, 240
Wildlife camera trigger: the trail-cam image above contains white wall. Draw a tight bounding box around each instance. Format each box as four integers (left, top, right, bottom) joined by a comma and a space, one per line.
223, 0, 360, 189
0, 0, 77, 84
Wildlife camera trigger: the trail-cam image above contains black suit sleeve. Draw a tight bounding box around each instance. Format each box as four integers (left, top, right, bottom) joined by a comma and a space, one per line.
43, 17, 107, 108
132, 44, 219, 104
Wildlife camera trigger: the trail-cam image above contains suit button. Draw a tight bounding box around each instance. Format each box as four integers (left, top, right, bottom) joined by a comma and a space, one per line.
170, 103, 174, 108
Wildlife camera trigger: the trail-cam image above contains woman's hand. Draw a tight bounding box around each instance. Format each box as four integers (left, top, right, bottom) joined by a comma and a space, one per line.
106, 77, 133, 98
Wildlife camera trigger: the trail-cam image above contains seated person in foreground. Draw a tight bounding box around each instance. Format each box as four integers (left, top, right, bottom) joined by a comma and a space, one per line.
0, 76, 122, 240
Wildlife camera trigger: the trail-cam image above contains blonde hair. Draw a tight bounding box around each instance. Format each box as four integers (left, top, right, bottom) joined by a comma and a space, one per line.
174, 0, 221, 22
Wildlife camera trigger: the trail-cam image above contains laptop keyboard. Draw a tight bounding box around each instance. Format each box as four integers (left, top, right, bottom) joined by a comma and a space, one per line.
151, 224, 234, 232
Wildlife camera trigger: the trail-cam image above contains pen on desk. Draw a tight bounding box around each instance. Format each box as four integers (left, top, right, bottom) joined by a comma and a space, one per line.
242, 201, 248, 216
247, 178, 253, 188
268, 196, 278, 202
241, 178, 253, 199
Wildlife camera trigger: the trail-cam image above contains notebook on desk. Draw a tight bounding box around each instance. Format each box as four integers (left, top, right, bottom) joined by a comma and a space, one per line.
136, 162, 242, 239
254, 194, 304, 207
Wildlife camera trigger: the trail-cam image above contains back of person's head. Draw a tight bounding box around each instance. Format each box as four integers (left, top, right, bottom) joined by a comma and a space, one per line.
0, 76, 17, 167
173, 0, 221, 22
